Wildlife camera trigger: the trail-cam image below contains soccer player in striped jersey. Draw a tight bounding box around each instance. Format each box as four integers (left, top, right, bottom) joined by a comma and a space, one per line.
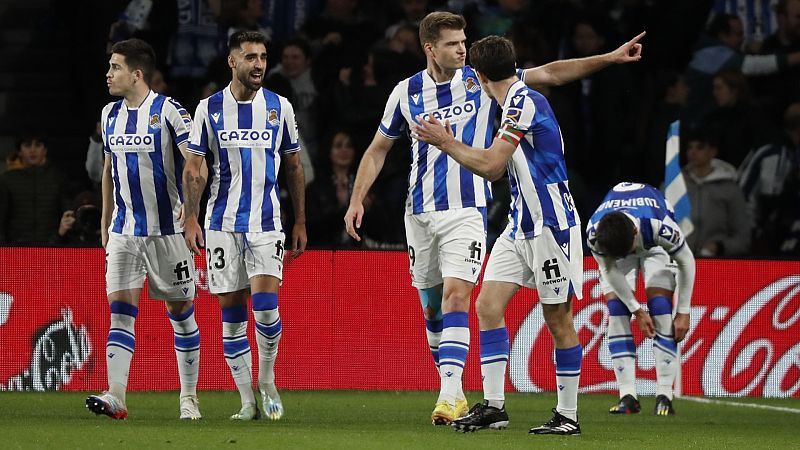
86, 39, 205, 421
413, 35, 588, 435
344, 11, 644, 425
182, 30, 307, 421
585, 182, 695, 416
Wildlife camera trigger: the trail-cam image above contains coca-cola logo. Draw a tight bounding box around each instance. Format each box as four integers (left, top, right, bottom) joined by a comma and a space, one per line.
1, 307, 92, 391
509, 272, 800, 398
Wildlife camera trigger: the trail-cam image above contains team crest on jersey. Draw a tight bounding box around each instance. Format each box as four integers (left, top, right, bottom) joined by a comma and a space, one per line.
149, 113, 161, 129
464, 77, 480, 93
505, 108, 521, 125
268, 109, 279, 126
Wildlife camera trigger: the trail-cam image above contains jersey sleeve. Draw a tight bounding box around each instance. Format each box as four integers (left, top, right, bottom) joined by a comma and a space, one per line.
495, 93, 535, 147
378, 84, 404, 139
279, 98, 301, 154
187, 100, 210, 156
653, 217, 686, 254
585, 222, 602, 255
100, 104, 112, 155
163, 98, 192, 147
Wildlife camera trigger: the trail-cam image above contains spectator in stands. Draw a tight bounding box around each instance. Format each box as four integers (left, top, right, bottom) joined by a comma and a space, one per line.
643, 70, 688, 187
266, 38, 320, 161
52, 191, 102, 248
684, 13, 800, 128
701, 69, 776, 167
753, 0, 800, 123
306, 130, 391, 248
0, 134, 67, 245
739, 102, 800, 255
682, 129, 751, 257
552, 13, 638, 196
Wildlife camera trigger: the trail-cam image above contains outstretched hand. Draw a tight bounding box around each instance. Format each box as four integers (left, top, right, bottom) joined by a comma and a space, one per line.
411, 115, 455, 149
610, 31, 645, 63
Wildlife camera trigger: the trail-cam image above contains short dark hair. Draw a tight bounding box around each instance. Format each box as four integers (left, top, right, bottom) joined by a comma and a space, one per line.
708, 13, 740, 36
469, 36, 516, 82
595, 211, 635, 258
110, 38, 157, 84
15, 132, 47, 151
418, 11, 466, 46
229, 30, 269, 53
282, 37, 312, 59
683, 127, 719, 149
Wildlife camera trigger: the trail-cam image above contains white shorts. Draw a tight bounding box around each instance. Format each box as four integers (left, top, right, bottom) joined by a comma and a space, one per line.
404, 208, 486, 289
205, 229, 285, 294
483, 225, 583, 304
599, 246, 677, 295
105, 233, 196, 301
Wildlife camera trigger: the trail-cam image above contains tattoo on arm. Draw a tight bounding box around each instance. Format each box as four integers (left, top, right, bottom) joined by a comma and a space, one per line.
183, 169, 206, 219
285, 154, 306, 222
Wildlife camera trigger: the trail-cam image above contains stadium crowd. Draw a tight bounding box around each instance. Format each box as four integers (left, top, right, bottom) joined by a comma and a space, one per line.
0, 0, 798, 257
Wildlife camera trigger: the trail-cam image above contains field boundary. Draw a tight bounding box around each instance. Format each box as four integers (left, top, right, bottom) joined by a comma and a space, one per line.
681, 396, 800, 414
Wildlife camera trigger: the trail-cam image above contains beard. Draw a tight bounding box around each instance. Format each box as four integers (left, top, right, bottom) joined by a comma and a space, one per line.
237, 68, 263, 92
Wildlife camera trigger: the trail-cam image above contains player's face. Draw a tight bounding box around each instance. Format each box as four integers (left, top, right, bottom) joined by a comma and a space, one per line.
428, 28, 466, 70
231, 42, 267, 92
106, 54, 139, 97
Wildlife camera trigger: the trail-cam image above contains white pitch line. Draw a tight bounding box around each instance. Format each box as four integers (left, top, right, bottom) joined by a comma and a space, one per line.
681, 396, 800, 414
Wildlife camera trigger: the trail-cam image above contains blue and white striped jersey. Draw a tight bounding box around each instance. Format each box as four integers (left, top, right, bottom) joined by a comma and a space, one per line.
380, 66, 516, 215
101, 90, 192, 236
586, 182, 686, 256
495, 80, 579, 239
187, 85, 300, 233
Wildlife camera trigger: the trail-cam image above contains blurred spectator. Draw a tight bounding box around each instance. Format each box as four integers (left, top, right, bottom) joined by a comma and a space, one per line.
0, 135, 68, 245
682, 129, 751, 257
259, 0, 325, 46
52, 191, 102, 248
710, 0, 777, 52
305, 130, 391, 247
333, 46, 414, 147
385, 0, 431, 39
106, 0, 178, 70
462, 0, 531, 42
643, 70, 688, 187
738, 102, 800, 255
701, 69, 776, 166
753, 0, 800, 123
266, 38, 320, 161
551, 13, 638, 196
167, 0, 221, 112
683, 13, 800, 128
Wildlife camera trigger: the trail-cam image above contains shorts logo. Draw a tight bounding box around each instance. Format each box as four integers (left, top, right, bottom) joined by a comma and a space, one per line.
149, 113, 161, 129
542, 258, 561, 280
465, 241, 482, 265
173, 260, 193, 286
273, 240, 284, 263
268, 109, 279, 126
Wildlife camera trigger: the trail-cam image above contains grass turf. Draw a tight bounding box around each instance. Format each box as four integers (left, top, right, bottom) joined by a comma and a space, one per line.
0, 391, 797, 449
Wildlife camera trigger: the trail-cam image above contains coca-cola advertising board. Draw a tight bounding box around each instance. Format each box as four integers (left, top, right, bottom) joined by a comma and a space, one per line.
1, 248, 798, 397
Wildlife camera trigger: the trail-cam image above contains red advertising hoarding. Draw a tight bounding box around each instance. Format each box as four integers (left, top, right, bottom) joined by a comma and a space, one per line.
1, 248, 798, 397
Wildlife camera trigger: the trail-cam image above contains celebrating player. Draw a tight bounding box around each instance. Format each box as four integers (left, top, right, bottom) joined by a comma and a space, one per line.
414, 35, 585, 435
86, 39, 204, 420
586, 182, 695, 416
344, 11, 644, 425
182, 30, 307, 421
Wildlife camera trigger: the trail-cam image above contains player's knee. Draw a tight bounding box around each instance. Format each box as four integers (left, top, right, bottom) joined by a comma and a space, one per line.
166, 300, 192, 316
442, 290, 470, 312
475, 296, 501, 323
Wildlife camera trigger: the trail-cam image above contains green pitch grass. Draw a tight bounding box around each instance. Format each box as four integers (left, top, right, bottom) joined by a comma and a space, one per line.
1, 391, 798, 449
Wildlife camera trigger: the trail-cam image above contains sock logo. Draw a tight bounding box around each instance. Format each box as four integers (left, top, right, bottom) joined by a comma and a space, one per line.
558, 384, 564, 391
445, 371, 453, 377
232, 365, 240, 371
108, 353, 115, 359
617, 366, 624, 372
186, 358, 195, 365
